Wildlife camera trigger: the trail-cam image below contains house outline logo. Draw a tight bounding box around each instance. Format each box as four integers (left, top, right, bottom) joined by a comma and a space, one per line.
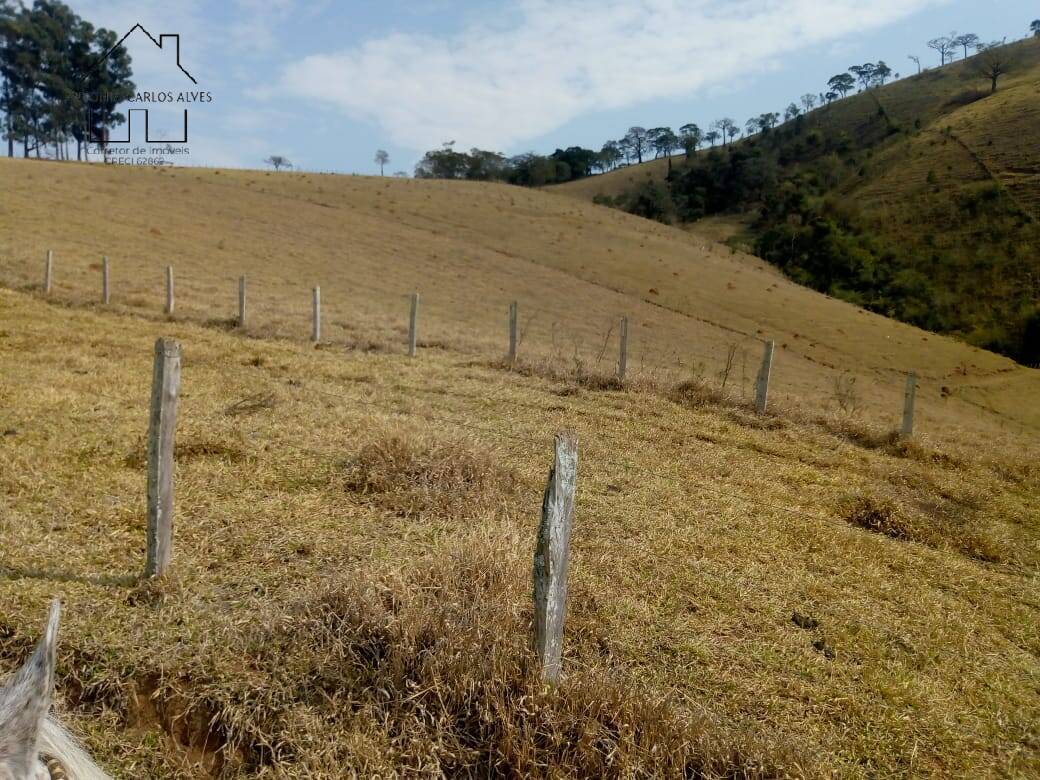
84, 23, 201, 145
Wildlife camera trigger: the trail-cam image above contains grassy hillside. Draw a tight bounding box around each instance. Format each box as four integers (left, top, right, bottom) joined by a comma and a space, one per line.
0, 159, 1038, 776
1, 158, 1038, 446
2, 288, 1039, 778
552, 38, 1040, 362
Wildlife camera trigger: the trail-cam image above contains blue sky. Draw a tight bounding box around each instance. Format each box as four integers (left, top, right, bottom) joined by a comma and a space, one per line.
64, 0, 1038, 174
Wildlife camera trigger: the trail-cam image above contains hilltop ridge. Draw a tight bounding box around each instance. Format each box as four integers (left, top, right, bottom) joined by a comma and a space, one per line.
552, 38, 1040, 364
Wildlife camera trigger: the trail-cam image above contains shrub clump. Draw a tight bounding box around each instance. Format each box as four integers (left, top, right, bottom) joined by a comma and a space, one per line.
344, 432, 518, 520
670, 378, 730, 409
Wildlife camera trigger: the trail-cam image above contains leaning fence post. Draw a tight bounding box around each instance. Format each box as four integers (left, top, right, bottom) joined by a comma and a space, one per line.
508, 301, 518, 364
408, 292, 419, 357
754, 340, 775, 413
146, 338, 181, 577
43, 250, 53, 294
532, 431, 578, 684
101, 257, 110, 304
901, 372, 917, 436
164, 265, 174, 315
238, 275, 247, 329
618, 317, 629, 381
312, 286, 321, 343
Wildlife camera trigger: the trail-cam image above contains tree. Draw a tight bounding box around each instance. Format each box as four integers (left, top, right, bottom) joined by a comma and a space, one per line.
264, 155, 292, 171
374, 149, 389, 175
1031, 19, 1040, 37
704, 129, 720, 148
953, 33, 979, 59
0, 0, 24, 157
507, 152, 559, 185
623, 126, 649, 164
908, 54, 921, 74
678, 123, 701, 157
714, 118, 738, 146
927, 35, 955, 66
824, 90, 839, 104
598, 140, 622, 170
827, 73, 855, 98
800, 93, 817, 112
872, 61, 892, 86
0, 2, 134, 161
551, 146, 597, 178
647, 126, 679, 158
748, 113, 778, 134
975, 42, 1012, 93
849, 63, 876, 90
784, 102, 800, 121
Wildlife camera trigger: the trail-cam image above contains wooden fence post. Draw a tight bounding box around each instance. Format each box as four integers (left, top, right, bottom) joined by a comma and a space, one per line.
312, 286, 321, 342
164, 265, 174, 315
508, 301, 518, 364
101, 257, 110, 304
146, 338, 181, 577
238, 275, 247, 329
754, 340, 775, 413
533, 431, 578, 684
43, 250, 53, 294
901, 372, 917, 436
618, 317, 629, 381
408, 292, 419, 357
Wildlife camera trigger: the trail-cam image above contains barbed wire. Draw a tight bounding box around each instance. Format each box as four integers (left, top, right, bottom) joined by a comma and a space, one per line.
1, 254, 934, 398
0, 259, 1013, 450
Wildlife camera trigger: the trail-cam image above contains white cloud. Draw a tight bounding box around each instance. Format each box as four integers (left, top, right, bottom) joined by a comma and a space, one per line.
275, 0, 947, 151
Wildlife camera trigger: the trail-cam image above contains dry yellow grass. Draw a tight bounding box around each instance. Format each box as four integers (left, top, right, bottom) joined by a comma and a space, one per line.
1, 284, 1038, 777
0, 157, 1037, 453
2, 152, 1040, 776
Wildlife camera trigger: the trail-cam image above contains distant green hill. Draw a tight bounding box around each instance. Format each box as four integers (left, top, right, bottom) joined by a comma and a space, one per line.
554, 38, 1040, 365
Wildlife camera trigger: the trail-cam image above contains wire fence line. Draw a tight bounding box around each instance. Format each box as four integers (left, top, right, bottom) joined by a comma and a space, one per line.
0, 244, 785, 372
0, 225, 996, 402
1, 243, 936, 439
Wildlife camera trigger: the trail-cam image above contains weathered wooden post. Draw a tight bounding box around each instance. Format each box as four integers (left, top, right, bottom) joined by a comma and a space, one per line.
238, 275, 247, 329
408, 292, 419, 358
43, 250, 53, 294
508, 301, 518, 364
312, 286, 321, 343
901, 372, 917, 437
146, 338, 181, 577
532, 431, 578, 684
164, 265, 174, 315
754, 340, 775, 413
618, 316, 629, 382
101, 257, 110, 304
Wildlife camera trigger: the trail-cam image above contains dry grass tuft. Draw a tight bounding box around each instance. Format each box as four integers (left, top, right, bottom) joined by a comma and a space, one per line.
203, 317, 240, 331
989, 456, 1040, 487
212, 542, 791, 777
344, 432, 519, 520
818, 416, 959, 465
842, 493, 907, 539
224, 392, 277, 417
670, 377, 731, 409
840, 491, 1009, 563
491, 358, 626, 392
125, 435, 250, 468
